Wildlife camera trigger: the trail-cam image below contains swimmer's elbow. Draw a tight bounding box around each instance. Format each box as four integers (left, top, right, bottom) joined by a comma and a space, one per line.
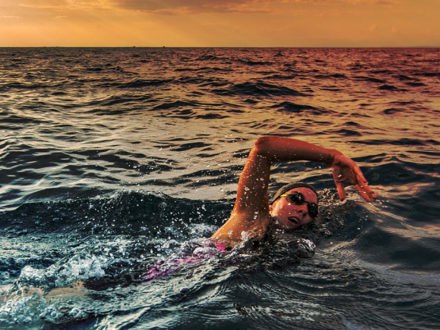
254, 136, 273, 156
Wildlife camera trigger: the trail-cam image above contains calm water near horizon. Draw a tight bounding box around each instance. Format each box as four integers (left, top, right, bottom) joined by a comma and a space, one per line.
0, 47, 439, 329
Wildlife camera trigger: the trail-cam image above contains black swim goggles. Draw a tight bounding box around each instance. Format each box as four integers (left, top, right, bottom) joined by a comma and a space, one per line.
280, 192, 319, 218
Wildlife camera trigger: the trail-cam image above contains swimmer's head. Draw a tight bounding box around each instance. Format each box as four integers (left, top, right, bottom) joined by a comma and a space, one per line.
269, 182, 319, 230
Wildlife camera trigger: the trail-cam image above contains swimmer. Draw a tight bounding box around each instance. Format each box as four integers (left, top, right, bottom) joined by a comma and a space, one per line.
212, 136, 377, 247
8, 137, 377, 292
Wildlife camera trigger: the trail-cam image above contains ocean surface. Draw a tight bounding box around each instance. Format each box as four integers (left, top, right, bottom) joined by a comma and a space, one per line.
0, 47, 439, 329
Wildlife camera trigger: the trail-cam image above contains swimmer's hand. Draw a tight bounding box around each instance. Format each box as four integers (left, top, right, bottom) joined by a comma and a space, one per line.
330, 151, 378, 202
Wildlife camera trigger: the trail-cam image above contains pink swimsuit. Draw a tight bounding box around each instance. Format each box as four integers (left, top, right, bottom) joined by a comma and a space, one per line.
143, 239, 228, 281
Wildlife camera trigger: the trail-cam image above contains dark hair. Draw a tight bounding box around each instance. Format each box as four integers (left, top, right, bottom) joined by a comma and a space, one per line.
270, 182, 319, 205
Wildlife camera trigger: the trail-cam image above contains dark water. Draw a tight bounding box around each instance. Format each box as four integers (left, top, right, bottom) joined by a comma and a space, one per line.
0, 48, 439, 329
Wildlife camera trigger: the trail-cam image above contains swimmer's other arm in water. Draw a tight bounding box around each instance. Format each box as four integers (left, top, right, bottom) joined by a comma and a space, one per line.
211, 136, 378, 246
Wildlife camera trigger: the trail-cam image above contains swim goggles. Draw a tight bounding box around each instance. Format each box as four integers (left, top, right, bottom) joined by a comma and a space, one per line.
280, 192, 319, 218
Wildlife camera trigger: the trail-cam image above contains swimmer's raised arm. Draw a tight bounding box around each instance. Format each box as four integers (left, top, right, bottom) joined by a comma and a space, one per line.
211, 136, 377, 244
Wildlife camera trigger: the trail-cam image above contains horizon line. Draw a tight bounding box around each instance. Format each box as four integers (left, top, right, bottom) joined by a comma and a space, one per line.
0, 45, 439, 49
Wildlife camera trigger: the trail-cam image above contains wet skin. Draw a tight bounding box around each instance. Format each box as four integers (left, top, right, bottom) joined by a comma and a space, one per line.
270, 187, 318, 230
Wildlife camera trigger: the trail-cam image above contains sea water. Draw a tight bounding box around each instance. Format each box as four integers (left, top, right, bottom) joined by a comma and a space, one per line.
0, 48, 439, 329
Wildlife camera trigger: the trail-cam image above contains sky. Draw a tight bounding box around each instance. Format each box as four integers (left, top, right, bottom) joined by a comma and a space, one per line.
0, 0, 439, 47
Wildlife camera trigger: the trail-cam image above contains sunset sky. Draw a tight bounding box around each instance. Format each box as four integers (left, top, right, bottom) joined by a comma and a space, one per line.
1, 0, 439, 47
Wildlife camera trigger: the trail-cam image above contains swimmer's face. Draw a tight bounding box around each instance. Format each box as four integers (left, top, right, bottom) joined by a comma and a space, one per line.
269, 187, 318, 230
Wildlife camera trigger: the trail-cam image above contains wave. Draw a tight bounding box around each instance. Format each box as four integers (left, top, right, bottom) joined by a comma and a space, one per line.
378, 84, 400, 91
213, 81, 310, 97
352, 138, 439, 147
354, 76, 386, 83
0, 191, 229, 235
237, 59, 273, 66
353, 224, 440, 271
271, 101, 329, 115
97, 78, 174, 89
153, 100, 198, 110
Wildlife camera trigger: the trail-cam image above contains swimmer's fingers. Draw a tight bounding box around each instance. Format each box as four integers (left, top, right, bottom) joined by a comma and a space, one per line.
332, 157, 377, 202
355, 182, 378, 202
332, 166, 347, 201
336, 181, 346, 201
353, 168, 378, 202
355, 184, 373, 202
